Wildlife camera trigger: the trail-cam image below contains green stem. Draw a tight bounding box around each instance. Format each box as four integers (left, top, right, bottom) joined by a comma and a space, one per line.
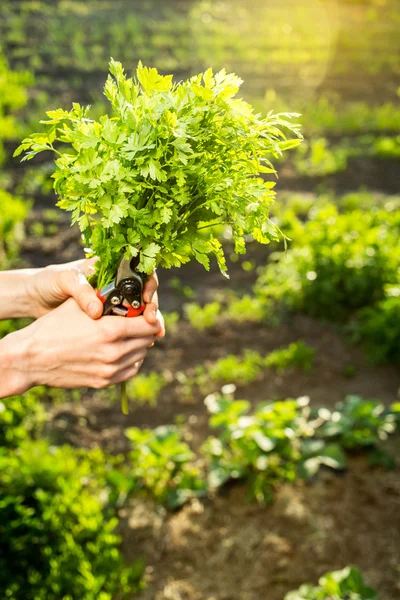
121, 382, 129, 415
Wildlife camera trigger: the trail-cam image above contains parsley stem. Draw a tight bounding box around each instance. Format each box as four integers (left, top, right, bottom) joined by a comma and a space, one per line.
121, 382, 129, 415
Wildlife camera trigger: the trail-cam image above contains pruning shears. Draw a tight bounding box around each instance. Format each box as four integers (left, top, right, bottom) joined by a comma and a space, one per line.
97, 255, 146, 415
97, 255, 145, 318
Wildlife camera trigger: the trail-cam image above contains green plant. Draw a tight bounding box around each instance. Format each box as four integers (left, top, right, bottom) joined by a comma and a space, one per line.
315, 394, 397, 451
295, 137, 348, 176
285, 566, 376, 600
203, 394, 310, 502
184, 301, 222, 331
352, 292, 400, 365
163, 310, 179, 334
256, 204, 400, 320
125, 425, 206, 507
202, 393, 398, 502
0, 441, 144, 600
0, 188, 29, 268
264, 341, 316, 373
0, 52, 32, 165
0, 388, 47, 448
226, 294, 266, 323
208, 350, 265, 386
127, 371, 167, 406
15, 59, 301, 288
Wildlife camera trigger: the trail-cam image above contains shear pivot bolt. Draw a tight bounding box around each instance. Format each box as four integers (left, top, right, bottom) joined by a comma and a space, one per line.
111, 296, 120, 305
132, 301, 141, 309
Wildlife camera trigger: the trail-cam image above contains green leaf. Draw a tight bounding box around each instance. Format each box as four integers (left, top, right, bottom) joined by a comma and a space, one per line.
136, 61, 173, 94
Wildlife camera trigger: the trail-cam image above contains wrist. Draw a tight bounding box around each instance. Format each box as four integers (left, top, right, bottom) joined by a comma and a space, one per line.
0, 327, 36, 397
0, 268, 39, 320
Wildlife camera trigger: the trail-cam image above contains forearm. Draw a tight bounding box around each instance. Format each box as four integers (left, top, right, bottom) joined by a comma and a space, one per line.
0, 328, 33, 398
0, 269, 37, 320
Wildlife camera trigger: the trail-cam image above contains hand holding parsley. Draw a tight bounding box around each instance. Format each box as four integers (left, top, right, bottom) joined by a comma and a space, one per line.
15, 60, 302, 289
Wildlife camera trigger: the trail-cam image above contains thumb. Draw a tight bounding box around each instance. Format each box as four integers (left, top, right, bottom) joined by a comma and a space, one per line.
59, 268, 103, 319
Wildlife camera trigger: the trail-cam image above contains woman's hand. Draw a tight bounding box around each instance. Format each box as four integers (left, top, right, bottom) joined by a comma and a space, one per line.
25, 258, 161, 326
0, 298, 165, 398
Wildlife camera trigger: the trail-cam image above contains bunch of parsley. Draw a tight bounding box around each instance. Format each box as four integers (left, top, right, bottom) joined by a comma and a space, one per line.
15, 60, 302, 288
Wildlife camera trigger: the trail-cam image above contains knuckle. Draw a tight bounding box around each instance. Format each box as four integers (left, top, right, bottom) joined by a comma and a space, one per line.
99, 364, 117, 380
103, 344, 123, 364
101, 320, 119, 342
93, 378, 109, 390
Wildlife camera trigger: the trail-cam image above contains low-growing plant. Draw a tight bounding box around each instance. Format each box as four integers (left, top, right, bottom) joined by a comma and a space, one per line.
285, 566, 377, 600
264, 341, 316, 373
163, 310, 179, 335
16, 59, 302, 289
186, 343, 317, 395
352, 292, 400, 365
294, 137, 348, 176
184, 301, 222, 331
0, 188, 30, 268
127, 371, 167, 406
203, 394, 311, 502
208, 350, 265, 386
202, 393, 399, 502
226, 294, 266, 323
314, 394, 397, 451
0, 52, 32, 165
0, 441, 144, 600
125, 425, 206, 507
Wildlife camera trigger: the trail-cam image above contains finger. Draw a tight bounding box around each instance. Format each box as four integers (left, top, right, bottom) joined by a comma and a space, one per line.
60, 269, 103, 319
155, 309, 165, 339
143, 271, 159, 304
143, 291, 159, 324
52, 257, 99, 277
113, 336, 156, 360
78, 256, 99, 277
115, 347, 147, 372
109, 359, 145, 385
108, 314, 162, 340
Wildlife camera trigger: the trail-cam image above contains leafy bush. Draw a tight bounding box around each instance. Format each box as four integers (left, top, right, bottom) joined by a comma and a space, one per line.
264, 341, 316, 373
285, 566, 376, 600
0, 388, 47, 448
352, 293, 400, 365
0, 188, 29, 268
256, 204, 400, 320
0, 442, 144, 600
203, 394, 310, 502
127, 371, 167, 406
125, 425, 206, 508
314, 395, 397, 451
202, 393, 398, 502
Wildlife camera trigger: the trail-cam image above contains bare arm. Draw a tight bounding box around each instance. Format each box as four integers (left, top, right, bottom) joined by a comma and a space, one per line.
0, 299, 164, 398
0, 259, 161, 323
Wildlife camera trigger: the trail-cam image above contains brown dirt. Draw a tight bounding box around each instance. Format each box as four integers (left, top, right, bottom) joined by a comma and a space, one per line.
119, 454, 400, 600
47, 315, 399, 455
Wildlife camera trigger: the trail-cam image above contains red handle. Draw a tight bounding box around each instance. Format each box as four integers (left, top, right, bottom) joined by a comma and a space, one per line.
97, 290, 145, 318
